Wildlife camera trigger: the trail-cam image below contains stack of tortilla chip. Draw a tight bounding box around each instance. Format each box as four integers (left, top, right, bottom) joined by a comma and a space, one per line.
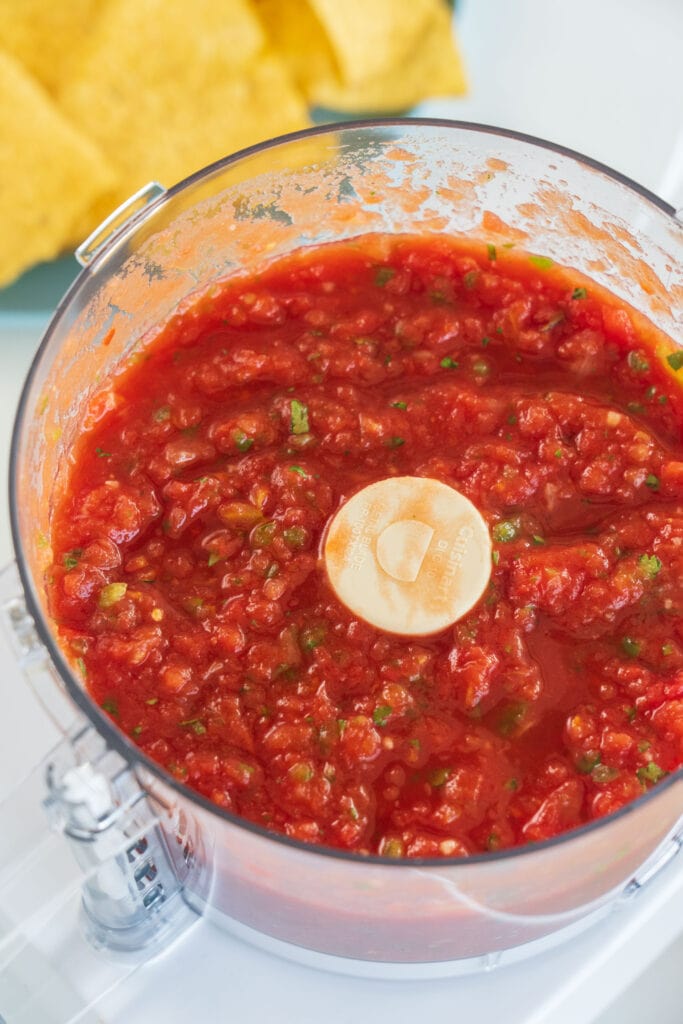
0, 0, 466, 287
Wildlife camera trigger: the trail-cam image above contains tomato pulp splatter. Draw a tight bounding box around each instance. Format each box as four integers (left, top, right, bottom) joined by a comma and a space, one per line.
49, 234, 683, 858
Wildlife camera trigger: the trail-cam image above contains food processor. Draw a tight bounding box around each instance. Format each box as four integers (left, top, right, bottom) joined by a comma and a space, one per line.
1, 120, 682, 1021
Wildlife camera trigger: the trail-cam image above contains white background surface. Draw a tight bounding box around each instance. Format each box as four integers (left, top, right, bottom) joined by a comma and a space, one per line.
1, 1, 683, 1021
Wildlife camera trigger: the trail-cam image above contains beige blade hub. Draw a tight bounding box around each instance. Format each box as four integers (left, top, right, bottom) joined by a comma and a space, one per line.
324, 476, 492, 636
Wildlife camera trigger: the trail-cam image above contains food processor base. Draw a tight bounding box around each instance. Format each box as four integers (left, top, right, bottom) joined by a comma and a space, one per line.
201, 900, 617, 980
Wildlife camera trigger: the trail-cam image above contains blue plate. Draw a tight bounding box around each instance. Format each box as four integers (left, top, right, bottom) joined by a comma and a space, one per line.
0, 256, 79, 320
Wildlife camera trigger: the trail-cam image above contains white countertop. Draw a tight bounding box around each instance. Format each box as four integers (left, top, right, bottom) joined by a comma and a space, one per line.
1, 1, 683, 1021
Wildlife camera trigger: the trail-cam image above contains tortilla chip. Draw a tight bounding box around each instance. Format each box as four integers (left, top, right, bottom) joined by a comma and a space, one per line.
253, 0, 337, 95
0, 0, 104, 95
0, 50, 115, 286
308, 0, 438, 87
58, 0, 310, 244
310, 2, 467, 112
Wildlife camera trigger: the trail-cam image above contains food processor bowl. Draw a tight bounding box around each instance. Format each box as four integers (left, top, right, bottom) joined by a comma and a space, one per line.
9, 120, 683, 969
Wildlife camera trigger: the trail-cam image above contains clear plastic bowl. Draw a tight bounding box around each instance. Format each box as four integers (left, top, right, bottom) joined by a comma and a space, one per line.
11, 119, 683, 968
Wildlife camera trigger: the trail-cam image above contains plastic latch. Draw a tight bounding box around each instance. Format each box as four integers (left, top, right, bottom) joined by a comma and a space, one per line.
74, 181, 166, 268
42, 721, 201, 954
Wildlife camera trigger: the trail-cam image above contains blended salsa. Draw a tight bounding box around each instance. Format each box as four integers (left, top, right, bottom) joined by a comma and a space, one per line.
49, 234, 683, 858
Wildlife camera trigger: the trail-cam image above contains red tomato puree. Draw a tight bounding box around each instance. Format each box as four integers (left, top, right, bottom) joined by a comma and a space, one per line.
49, 234, 683, 858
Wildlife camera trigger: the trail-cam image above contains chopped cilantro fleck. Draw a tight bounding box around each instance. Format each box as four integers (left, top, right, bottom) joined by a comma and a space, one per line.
504, 777, 519, 791
481, 336, 491, 347
662, 642, 675, 656
95, 446, 111, 458
301, 624, 326, 651
153, 406, 171, 422
429, 767, 450, 787
375, 267, 395, 287
621, 636, 641, 658
391, 401, 407, 410
373, 705, 392, 727
645, 473, 660, 490
101, 698, 118, 716
572, 287, 587, 300
387, 436, 405, 448
179, 718, 207, 736
75, 657, 87, 677
233, 430, 254, 452
63, 548, 82, 570
132, 725, 143, 737
638, 553, 662, 578
290, 399, 309, 435
440, 356, 459, 369
487, 243, 497, 261
497, 701, 527, 736
637, 762, 666, 785
208, 551, 222, 567
492, 550, 500, 566
463, 271, 478, 289
576, 752, 601, 774
532, 535, 545, 546
627, 350, 649, 373
289, 464, 307, 477
529, 255, 554, 270
666, 351, 683, 371
492, 519, 519, 543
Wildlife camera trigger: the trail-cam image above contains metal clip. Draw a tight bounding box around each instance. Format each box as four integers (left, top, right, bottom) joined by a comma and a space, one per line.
75, 182, 166, 268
